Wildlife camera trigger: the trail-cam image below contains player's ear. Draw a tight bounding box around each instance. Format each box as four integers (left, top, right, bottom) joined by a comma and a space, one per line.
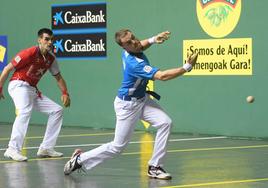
37, 33, 44, 44
37, 37, 41, 44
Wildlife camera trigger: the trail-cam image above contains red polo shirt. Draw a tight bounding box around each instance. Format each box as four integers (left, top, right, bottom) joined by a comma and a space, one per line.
10, 46, 59, 87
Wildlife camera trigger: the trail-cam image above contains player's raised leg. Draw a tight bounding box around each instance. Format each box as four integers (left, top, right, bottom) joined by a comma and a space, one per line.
64, 97, 143, 175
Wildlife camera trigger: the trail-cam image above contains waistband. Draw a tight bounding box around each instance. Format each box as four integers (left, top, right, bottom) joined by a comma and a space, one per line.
117, 94, 145, 101
10, 78, 36, 87
10, 78, 42, 97
117, 90, 161, 101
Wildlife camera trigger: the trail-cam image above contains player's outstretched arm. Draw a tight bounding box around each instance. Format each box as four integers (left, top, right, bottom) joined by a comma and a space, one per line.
0, 63, 14, 100
54, 73, 71, 107
141, 31, 171, 51
153, 53, 198, 81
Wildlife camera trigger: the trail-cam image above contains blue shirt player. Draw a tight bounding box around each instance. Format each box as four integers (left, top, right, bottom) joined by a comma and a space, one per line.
64, 29, 198, 180
118, 51, 159, 100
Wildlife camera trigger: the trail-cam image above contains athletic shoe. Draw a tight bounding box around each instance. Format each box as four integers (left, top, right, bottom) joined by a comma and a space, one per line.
147, 166, 172, 180
4, 148, 28, 162
64, 149, 83, 175
37, 148, 63, 158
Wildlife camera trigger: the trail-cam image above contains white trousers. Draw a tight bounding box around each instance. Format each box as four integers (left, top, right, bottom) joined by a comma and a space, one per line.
8, 80, 63, 152
80, 95, 172, 170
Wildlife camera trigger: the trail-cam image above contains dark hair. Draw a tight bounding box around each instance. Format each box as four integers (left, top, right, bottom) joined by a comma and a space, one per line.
38, 28, 53, 37
115, 29, 131, 46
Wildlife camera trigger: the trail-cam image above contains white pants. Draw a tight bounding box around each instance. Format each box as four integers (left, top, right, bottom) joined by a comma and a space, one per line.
80, 95, 172, 169
8, 80, 63, 152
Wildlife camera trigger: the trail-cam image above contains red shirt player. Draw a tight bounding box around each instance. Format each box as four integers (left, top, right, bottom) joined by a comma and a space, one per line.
0, 28, 70, 161
10, 46, 57, 88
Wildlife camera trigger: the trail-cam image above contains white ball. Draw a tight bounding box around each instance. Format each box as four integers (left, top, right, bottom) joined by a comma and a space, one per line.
246, 96, 254, 103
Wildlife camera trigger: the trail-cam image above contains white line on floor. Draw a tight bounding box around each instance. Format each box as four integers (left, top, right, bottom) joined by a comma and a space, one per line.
0, 136, 227, 151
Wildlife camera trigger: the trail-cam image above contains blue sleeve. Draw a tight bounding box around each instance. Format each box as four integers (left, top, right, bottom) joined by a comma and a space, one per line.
131, 62, 159, 80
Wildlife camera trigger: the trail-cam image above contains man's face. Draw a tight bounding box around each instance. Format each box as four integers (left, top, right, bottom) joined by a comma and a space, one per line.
120, 32, 143, 53
38, 33, 54, 52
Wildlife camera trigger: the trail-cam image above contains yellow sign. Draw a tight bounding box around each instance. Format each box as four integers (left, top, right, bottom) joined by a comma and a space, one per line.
0, 45, 6, 62
196, 0, 241, 38
183, 38, 252, 75
141, 80, 154, 129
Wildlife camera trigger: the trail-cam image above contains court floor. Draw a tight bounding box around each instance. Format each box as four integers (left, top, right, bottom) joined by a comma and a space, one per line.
1, 123, 268, 188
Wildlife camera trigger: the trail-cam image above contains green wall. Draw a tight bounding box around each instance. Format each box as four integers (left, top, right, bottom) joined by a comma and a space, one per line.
0, 0, 267, 137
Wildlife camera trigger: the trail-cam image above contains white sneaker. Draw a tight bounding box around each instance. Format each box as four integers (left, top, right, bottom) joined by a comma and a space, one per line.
4, 148, 28, 162
64, 149, 83, 175
37, 148, 63, 158
148, 166, 172, 180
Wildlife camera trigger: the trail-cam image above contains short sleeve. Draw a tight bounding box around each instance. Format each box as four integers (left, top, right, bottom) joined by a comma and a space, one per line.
11, 49, 32, 69
132, 62, 159, 80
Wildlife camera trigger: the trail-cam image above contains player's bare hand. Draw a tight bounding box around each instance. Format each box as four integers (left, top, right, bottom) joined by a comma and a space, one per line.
61, 94, 70, 107
155, 31, 171, 44
187, 53, 198, 67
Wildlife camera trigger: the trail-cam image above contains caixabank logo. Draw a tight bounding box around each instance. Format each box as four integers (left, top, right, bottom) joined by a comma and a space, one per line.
53, 33, 106, 59
51, 2, 107, 59
197, 0, 241, 38
52, 2, 106, 30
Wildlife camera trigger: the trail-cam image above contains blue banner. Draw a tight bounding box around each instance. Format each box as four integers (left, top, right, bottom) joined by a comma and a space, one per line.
0, 36, 8, 71
51, 2, 107, 60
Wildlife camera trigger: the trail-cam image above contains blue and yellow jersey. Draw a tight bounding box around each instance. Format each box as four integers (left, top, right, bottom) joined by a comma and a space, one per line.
118, 50, 159, 99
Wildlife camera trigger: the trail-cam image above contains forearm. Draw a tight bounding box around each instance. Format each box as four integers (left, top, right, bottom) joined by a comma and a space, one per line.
153, 54, 196, 81
54, 74, 70, 107
57, 78, 68, 94
0, 71, 9, 88
54, 73, 69, 95
141, 31, 170, 51
154, 68, 187, 81
140, 38, 153, 51
54, 73, 71, 107
0, 63, 14, 88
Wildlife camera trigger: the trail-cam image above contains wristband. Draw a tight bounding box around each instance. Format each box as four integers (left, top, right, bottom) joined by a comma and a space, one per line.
62, 90, 69, 96
183, 63, 192, 72
148, 36, 156, 44
0, 87, 2, 93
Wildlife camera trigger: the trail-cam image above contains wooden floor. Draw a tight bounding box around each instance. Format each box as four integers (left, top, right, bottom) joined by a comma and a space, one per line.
1, 123, 268, 188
